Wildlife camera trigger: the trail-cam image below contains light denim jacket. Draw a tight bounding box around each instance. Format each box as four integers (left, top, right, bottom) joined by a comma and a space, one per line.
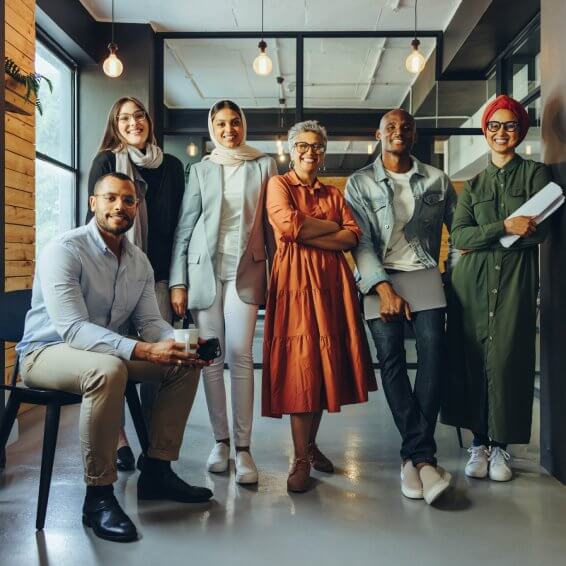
345, 156, 458, 294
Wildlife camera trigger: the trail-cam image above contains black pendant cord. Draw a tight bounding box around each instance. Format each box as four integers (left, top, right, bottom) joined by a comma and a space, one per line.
414, 0, 418, 40
111, 0, 115, 45
261, 0, 264, 42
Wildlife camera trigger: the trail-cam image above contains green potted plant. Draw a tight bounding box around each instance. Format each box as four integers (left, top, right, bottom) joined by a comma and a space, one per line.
4, 57, 52, 115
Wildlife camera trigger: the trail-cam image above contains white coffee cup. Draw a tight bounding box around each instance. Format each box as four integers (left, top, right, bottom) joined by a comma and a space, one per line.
173, 328, 199, 353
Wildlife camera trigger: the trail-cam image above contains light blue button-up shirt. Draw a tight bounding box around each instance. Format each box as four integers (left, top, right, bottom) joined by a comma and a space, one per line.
17, 219, 173, 361
345, 156, 458, 294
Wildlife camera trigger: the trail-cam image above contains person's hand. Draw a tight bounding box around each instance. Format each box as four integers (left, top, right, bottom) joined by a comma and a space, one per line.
132, 340, 209, 367
375, 282, 411, 322
170, 287, 188, 318
504, 215, 537, 237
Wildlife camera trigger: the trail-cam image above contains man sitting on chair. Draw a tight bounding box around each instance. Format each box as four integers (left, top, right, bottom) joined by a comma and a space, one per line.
16, 172, 212, 543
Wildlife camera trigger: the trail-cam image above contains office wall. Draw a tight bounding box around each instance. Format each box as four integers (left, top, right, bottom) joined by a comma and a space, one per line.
539, 0, 566, 484
3, 0, 36, 393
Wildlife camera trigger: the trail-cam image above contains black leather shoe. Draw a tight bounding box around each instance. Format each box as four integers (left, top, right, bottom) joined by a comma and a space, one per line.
82, 494, 138, 542
138, 459, 213, 503
116, 446, 135, 471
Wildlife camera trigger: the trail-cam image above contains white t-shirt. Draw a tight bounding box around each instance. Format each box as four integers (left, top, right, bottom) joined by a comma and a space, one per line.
218, 164, 244, 256
383, 166, 423, 271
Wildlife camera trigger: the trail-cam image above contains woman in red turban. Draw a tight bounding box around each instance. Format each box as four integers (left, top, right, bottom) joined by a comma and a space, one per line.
441, 95, 553, 483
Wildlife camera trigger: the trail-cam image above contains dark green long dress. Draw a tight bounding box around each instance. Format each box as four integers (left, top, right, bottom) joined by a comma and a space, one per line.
441, 155, 553, 444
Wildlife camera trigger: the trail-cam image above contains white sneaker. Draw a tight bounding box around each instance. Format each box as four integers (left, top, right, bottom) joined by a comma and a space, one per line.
489, 447, 512, 482
465, 445, 489, 479
235, 451, 258, 484
400, 461, 424, 499
207, 442, 230, 473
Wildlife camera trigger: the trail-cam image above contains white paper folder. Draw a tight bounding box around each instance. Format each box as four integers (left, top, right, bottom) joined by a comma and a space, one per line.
500, 181, 565, 248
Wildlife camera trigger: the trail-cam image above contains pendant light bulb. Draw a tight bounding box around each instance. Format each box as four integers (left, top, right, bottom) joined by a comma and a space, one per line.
405, 1, 425, 75
253, 40, 273, 76
405, 39, 426, 74
103, 43, 123, 78
103, 0, 123, 78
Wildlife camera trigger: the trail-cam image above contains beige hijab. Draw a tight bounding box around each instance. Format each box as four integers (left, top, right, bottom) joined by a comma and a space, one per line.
203, 100, 264, 166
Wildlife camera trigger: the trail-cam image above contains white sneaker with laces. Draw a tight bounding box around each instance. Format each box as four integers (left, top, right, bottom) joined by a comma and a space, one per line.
465, 445, 489, 479
489, 447, 512, 482
235, 451, 258, 484
207, 442, 230, 473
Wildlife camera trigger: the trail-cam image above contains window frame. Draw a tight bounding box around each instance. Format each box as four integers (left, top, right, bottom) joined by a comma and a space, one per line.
35, 27, 79, 244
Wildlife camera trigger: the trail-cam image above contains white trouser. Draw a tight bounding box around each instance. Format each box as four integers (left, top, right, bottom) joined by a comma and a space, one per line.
192, 253, 259, 447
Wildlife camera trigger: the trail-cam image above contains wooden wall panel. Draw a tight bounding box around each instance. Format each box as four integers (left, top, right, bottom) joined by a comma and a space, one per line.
5, 114, 34, 143
3, 0, 36, 418
5, 169, 34, 192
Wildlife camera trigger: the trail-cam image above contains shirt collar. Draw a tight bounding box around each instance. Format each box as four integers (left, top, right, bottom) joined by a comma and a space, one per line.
87, 218, 133, 257
486, 153, 523, 177
373, 155, 424, 182
284, 169, 324, 190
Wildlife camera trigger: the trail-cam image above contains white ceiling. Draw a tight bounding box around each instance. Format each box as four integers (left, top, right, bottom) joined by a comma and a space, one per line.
81, 1, 462, 110
80, 1, 462, 33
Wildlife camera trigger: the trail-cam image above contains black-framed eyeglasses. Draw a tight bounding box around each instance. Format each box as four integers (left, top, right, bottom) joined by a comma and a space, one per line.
486, 120, 520, 133
294, 142, 326, 154
117, 110, 147, 124
95, 194, 138, 207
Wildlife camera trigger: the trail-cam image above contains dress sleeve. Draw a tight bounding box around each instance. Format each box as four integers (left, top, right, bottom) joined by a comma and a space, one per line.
450, 181, 506, 250
336, 188, 362, 244
266, 176, 306, 242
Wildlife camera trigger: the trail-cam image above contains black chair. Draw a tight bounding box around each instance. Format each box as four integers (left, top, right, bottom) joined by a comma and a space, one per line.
0, 289, 150, 531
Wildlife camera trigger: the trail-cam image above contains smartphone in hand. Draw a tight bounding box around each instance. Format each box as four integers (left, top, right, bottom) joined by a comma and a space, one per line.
197, 337, 221, 361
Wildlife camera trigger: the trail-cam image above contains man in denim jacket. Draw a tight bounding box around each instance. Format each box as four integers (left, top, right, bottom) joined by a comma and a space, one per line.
345, 109, 457, 505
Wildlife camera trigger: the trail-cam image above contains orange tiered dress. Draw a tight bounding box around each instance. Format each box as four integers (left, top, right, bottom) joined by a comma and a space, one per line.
262, 171, 377, 417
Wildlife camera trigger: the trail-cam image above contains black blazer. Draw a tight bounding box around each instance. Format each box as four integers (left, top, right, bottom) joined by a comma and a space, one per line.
86, 150, 185, 281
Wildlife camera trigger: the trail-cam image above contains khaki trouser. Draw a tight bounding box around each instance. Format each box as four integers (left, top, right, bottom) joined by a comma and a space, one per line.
21, 344, 199, 486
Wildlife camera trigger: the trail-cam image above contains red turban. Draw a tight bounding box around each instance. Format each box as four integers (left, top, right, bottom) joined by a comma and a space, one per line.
481, 94, 530, 143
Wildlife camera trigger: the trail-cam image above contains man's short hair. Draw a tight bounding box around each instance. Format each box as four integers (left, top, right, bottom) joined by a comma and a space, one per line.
93, 172, 135, 195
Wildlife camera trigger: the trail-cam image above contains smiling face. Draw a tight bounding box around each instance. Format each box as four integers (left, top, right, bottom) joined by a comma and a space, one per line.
377, 110, 416, 157
116, 100, 149, 149
292, 130, 325, 178
485, 108, 520, 156
89, 175, 138, 236
212, 108, 244, 148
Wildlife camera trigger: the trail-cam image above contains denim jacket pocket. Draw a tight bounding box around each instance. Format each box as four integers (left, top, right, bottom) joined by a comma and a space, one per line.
369, 198, 387, 212
422, 191, 444, 206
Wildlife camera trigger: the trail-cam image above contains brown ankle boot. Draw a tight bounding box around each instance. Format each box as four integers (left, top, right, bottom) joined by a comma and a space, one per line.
308, 443, 334, 473
287, 458, 311, 493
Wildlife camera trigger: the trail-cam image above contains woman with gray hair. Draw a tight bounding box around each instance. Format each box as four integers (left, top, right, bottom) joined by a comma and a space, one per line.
262, 120, 377, 493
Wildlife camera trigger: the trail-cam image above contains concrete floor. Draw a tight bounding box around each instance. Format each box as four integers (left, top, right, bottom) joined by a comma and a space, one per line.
1, 363, 566, 566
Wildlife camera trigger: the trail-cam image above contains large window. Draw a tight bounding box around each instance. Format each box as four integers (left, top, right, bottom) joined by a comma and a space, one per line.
35, 37, 77, 252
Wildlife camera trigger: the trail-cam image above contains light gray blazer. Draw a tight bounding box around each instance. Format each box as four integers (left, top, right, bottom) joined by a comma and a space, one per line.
169, 155, 277, 310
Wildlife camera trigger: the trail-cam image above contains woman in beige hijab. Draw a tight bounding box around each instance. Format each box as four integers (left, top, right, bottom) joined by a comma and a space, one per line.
170, 100, 277, 484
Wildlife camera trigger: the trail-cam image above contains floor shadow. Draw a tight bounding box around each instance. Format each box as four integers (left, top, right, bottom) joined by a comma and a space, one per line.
431, 486, 473, 511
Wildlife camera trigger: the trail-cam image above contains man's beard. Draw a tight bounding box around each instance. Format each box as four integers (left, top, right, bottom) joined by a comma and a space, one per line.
96, 214, 134, 236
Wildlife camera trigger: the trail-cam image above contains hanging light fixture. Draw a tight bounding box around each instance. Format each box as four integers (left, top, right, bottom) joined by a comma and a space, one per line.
405, 0, 426, 75
103, 0, 124, 78
187, 142, 198, 157
253, 0, 273, 76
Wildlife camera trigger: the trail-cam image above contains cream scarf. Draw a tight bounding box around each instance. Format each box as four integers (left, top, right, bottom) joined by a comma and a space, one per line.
114, 144, 163, 251
203, 101, 264, 166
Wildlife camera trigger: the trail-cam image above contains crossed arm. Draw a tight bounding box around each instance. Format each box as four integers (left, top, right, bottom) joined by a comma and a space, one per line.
266, 179, 360, 251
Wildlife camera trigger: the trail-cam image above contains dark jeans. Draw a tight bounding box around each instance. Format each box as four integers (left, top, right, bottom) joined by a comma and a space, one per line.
367, 308, 445, 466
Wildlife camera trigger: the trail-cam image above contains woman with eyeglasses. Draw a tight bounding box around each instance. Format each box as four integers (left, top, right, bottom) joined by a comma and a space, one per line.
262, 120, 376, 493
441, 95, 553, 482
169, 100, 277, 484
87, 96, 185, 471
